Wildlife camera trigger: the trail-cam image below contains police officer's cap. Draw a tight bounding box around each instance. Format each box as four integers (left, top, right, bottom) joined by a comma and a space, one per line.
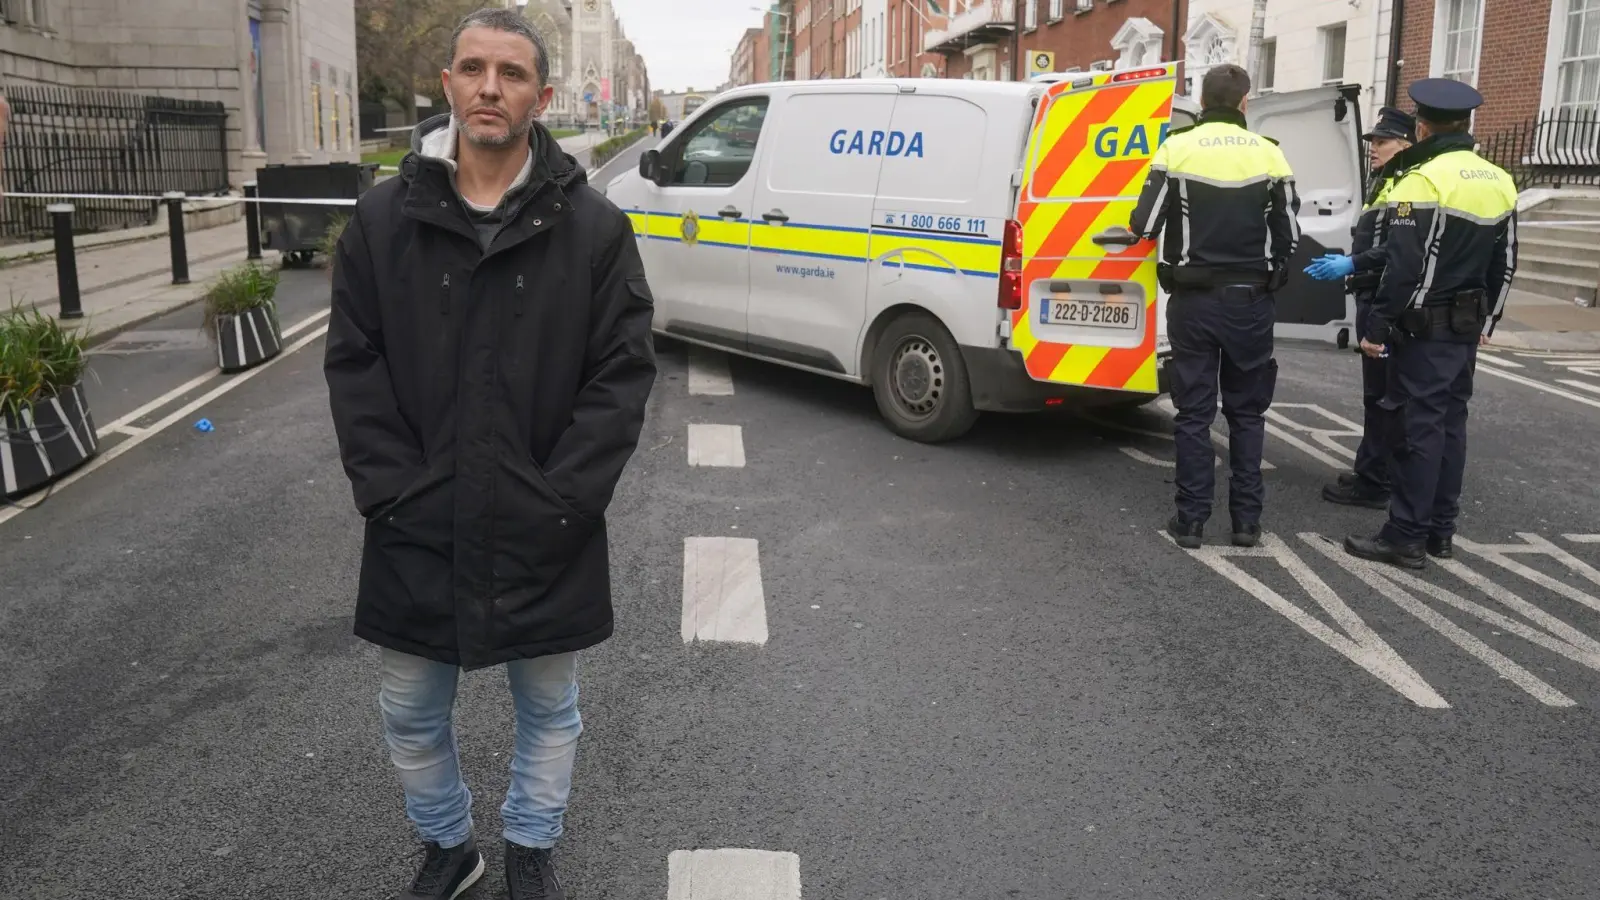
1363, 106, 1416, 142
1408, 78, 1484, 123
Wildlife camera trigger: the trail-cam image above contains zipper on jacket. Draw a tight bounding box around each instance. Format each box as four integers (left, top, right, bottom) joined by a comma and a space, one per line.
440, 273, 451, 314
514, 274, 526, 317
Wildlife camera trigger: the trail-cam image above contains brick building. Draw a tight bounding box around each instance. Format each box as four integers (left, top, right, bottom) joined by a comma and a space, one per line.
731, 26, 765, 85
886, 0, 947, 76
1395, 0, 1598, 144
1015, 0, 1185, 80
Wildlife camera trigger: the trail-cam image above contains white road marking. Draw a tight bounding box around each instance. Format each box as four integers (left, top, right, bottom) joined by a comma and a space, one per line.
1265, 404, 1360, 468
1476, 352, 1524, 369
1476, 364, 1600, 411
1432, 557, 1600, 659
1168, 531, 1448, 708
1455, 534, 1600, 614
687, 346, 735, 396
103, 424, 146, 438
682, 537, 768, 645
103, 309, 331, 433
0, 319, 332, 527
1508, 352, 1600, 361
1103, 399, 1275, 469
1304, 535, 1579, 706
667, 849, 801, 900
686, 424, 746, 468
1556, 378, 1600, 396
1564, 534, 1600, 544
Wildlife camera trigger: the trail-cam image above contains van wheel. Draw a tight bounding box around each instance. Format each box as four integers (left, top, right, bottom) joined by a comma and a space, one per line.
870, 312, 979, 443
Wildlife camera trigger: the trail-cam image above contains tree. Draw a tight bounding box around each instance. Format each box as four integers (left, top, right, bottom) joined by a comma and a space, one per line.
356, 0, 484, 119
648, 95, 667, 125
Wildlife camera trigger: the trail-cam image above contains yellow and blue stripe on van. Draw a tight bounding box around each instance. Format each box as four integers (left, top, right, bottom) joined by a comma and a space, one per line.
623, 208, 1002, 279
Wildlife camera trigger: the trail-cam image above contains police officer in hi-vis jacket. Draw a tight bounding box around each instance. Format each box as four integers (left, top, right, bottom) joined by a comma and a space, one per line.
1306, 106, 1416, 509
1130, 63, 1301, 551
1344, 79, 1519, 570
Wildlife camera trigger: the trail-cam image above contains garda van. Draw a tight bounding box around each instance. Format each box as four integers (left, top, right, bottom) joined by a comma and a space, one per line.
606, 64, 1365, 443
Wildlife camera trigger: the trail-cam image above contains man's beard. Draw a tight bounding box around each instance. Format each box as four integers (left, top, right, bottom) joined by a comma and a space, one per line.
461, 108, 537, 148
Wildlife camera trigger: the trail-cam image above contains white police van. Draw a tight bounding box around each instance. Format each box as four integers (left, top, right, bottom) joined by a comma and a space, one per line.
606, 67, 1364, 443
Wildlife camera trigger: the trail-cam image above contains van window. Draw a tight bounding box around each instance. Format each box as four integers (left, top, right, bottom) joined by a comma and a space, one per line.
763, 91, 897, 196
667, 98, 769, 187
875, 94, 988, 204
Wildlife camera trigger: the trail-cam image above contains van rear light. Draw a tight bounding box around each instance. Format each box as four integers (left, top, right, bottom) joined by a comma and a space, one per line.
998, 219, 1023, 310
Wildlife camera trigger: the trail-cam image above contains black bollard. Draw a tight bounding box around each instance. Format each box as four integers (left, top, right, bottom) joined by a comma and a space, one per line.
165, 191, 190, 285
243, 181, 262, 261
49, 204, 83, 320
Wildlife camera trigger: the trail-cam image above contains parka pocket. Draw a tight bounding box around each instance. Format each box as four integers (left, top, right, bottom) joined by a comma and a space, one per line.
492, 458, 597, 599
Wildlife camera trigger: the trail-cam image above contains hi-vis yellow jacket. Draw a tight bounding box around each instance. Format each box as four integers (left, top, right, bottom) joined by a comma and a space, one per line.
1370, 132, 1519, 342
1130, 106, 1301, 287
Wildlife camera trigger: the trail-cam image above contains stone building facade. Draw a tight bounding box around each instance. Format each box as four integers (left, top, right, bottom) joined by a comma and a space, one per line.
518, 0, 648, 129
0, 0, 359, 187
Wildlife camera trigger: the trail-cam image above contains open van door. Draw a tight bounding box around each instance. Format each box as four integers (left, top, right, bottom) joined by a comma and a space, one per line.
1247, 84, 1368, 347
1011, 63, 1179, 398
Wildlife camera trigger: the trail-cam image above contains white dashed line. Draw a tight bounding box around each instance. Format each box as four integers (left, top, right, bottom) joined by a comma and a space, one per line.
682, 537, 768, 645
687, 424, 746, 467
667, 849, 801, 900
687, 346, 735, 396
1475, 352, 1523, 369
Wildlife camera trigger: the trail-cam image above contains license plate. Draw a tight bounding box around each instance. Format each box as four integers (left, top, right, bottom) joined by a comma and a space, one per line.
1040, 296, 1140, 329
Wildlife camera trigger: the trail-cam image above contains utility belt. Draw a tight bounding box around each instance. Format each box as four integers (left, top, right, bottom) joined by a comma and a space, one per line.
1398, 289, 1488, 343
1346, 269, 1382, 293
1158, 263, 1275, 292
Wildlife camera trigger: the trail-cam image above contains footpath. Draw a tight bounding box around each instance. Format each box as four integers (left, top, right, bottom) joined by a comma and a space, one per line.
1, 132, 611, 346
1491, 289, 1600, 352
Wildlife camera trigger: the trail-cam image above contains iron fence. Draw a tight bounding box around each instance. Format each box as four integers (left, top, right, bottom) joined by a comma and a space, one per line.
1480, 108, 1600, 190
1, 85, 230, 242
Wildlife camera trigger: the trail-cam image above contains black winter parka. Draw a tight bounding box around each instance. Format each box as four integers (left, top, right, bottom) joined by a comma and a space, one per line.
324, 118, 657, 670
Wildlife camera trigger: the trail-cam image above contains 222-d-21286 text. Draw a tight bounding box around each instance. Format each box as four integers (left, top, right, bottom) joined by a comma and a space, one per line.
1043, 297, 1139, 329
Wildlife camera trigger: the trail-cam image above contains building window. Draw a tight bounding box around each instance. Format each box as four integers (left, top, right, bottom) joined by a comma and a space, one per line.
1077, 0, 1092, 12
29, 0, 47, 28
1320, 23, 1347, 84
1049, 0, 1063, 20
1555, 0, 1600, 116
1258, 38, 1276, 91
1435, 0, 1483, 84
311, 84, 324, 150
1024, 0, 1037, 30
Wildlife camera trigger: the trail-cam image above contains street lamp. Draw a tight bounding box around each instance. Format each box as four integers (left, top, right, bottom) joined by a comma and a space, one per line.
751, 4, 791, 82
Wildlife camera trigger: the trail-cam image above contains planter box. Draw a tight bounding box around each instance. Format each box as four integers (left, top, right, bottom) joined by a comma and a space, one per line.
216, 304, 283, 373
1, 382, 99, 500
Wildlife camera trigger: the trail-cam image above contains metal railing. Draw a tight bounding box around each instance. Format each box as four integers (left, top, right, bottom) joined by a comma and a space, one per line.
1, 85, 230, 242
1480, 108, 1600, 190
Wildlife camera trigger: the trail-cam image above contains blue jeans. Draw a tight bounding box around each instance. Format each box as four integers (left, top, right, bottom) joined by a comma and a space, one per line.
378, 648, 582, 850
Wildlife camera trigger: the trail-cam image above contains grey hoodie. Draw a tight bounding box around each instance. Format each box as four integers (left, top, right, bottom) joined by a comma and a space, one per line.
411, 112, 540, 250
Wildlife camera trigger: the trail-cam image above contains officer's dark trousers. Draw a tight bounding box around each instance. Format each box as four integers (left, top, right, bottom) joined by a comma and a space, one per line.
1352, 300, 1397, 493
1381, 338, 1476, 545
1167, 285, 1277, 526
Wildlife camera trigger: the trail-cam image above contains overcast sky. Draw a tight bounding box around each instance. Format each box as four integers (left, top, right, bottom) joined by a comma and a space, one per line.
610, 0, 768, 94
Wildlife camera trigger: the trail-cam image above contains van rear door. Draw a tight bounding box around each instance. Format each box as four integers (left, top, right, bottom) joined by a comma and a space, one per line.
1247, 84, 1367, 346
1010, 63, 1178, 396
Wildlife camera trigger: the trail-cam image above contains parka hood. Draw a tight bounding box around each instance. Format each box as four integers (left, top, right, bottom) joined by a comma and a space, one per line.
401, 112, 587, 190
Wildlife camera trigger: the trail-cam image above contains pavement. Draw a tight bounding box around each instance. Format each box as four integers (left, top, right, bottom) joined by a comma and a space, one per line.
1492, 288, 1600, 352
4, 230, 1600, 900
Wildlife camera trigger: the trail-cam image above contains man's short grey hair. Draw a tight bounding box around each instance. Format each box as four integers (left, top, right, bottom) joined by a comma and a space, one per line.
449, 7, 551, 88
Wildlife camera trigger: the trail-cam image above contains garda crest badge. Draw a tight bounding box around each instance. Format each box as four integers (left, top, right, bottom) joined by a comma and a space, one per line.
1396, 201, 1412, 218
680, 209, 700, 245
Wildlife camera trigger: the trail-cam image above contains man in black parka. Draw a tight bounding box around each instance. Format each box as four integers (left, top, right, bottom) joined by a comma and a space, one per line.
323, 10, 655, 900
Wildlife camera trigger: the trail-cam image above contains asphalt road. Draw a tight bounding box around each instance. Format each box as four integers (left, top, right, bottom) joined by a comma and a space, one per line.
4, 254, 1600, 895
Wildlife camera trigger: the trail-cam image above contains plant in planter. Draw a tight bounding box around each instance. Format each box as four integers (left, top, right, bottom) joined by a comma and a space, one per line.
0, 304, 98, 500
203, 260, 283, 373
318, 212, 351, 279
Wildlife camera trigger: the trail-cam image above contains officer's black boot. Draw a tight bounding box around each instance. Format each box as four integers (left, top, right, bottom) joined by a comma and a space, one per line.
1167, 515, 1203, 550
1321, 480, 1390, 510
1337, 471, 1358, 487
1427, 535, 1454, 559
1231, 521, 1261, 548
1344, 533, 1426, 570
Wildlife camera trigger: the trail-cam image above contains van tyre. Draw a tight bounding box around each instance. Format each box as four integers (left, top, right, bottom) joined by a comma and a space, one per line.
871, 312, 979, 443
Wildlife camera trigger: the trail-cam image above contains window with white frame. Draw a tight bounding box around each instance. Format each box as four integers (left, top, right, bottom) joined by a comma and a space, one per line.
1077, 0, 1093, 12
1258, 38, 1276, 91
1434, 0, 1483, 84
1024, 0, 1037, 30
1321, 23, 1347, 84
1555, 0, 1600, 116
1050, 0, 1064, 20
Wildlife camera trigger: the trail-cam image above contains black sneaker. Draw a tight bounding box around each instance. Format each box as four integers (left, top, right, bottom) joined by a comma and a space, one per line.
1167, 515, 1203, 550
1321, 481, 1389, 510
1427, 535, 1454, 559
1231, 522, 1262, 548
400, 836, 484, 900
1344, 533, 1425, 570
1337, 471, 1358, 487
506, 841, 567, 900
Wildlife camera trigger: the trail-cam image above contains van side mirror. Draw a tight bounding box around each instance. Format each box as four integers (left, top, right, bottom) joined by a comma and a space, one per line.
639, 149, 662, 183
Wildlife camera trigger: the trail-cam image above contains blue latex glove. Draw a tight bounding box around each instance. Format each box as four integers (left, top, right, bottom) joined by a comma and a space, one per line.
1304, 254, 1355, 281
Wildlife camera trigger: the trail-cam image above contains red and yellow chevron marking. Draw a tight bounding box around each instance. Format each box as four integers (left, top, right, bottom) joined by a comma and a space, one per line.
1012, 66, 1176, 393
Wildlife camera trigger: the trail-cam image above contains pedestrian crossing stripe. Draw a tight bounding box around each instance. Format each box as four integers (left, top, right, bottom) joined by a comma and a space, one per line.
1012, 65, 1176, 394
